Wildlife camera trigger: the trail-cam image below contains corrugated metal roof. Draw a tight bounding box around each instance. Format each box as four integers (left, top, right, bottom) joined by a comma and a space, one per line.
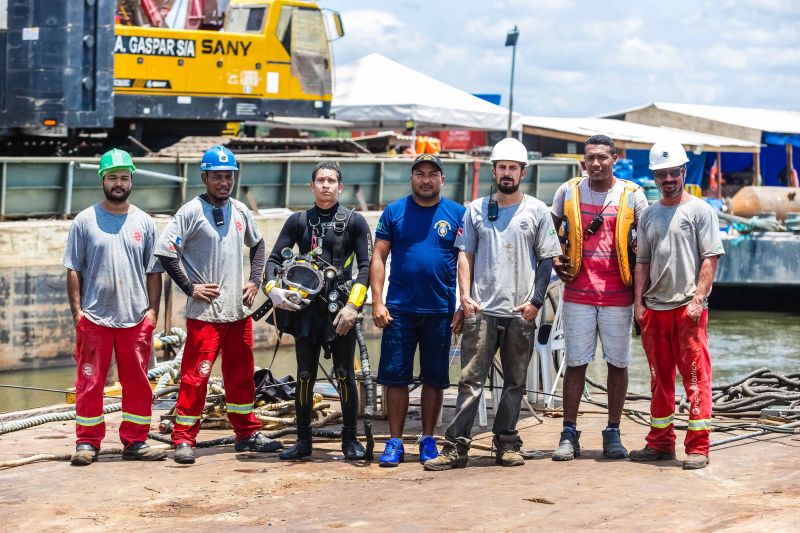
603, 102, 800, 134
517, 116, 761, 152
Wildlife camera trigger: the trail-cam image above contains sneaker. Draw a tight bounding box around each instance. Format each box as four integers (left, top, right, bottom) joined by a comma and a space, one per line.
628, 446, 676, 462
552, 430, 581, 461
70, 443, 98, 466
494, 437, 525, 467
601, 429, 628, 459
379, 438, 405, 467
683, 454, 710, 470
122, 442, 167, 461
235, 431, 284, 453
423, 442, 469, 471
418, 436, 439, 463
173, 442, 195, 464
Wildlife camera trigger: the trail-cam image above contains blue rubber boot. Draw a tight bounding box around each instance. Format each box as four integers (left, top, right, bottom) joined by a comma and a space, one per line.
418, 436, 439, 463
379, 438, 405, 467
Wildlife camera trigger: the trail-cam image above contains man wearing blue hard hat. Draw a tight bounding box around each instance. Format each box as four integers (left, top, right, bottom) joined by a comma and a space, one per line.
155, 145, 281, 464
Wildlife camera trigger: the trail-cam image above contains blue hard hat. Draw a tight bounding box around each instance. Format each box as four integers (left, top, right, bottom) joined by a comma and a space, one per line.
200, 146, 238, 171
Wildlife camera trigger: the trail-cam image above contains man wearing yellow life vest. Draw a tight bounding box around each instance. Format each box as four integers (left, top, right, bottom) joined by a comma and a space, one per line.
550, 135, 648, 461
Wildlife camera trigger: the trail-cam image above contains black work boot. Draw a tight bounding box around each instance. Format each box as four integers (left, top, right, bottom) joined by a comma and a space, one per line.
341, 426, 366, 460
122, 442, 167, 461
628, 446, 676, 462
601, 429, 628, 459
552, 429, 581, 461
235, 431, 284, 453
173, 442, 195, 464
280, 426, 313, 460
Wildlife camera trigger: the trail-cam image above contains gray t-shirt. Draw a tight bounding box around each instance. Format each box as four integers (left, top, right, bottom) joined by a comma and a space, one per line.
637, 197, 725, 310
456, 194, 562, 318
155, 197, 262, 323
63, 203, 163, 328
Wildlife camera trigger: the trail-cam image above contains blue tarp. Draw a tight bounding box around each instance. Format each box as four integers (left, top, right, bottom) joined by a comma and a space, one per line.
763, 132, 800, 148
760, 144, 800, 186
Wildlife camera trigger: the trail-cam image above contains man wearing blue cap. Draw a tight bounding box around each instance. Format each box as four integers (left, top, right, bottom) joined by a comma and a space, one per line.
155, 145, 281, 464
371, 154, 465, 467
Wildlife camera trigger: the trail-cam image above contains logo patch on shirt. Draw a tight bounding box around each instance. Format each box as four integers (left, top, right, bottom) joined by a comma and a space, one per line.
132, 230, 142, 242
82, 363, 93, 377
376, 221, 383, 232
547, 227, 556, 237
518, 218, 531, 231
236, 220, 243, 232
434, 220, 452, 237
169, 234, 182, 252
456, 227, 463, 238
197, 360, 212, 377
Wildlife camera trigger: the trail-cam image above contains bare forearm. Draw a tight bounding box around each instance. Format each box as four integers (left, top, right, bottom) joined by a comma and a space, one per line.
146, 273, 162, 314
634, 262, 650, 307
370, 239, 391, 305
370, 257, 387, 305
458, 252, 474, 300
66, 269, 82, 314
694, 256, 719, 300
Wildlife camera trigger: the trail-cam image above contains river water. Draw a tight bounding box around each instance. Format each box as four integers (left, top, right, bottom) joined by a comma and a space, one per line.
1, 310, 798, 414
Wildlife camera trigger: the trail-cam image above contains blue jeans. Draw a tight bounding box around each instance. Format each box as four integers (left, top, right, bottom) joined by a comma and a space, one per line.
377, 311, 452, 390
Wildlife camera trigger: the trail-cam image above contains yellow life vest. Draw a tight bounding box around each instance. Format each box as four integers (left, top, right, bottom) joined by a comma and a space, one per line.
558, 177, 641, 287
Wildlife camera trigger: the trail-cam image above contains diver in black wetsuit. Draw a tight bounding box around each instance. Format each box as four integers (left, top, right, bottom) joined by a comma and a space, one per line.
264, 161, 372, 460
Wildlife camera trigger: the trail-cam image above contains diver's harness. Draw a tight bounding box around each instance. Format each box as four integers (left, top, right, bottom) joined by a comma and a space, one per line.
253, 205, 356, 321
251, 204, 375, 459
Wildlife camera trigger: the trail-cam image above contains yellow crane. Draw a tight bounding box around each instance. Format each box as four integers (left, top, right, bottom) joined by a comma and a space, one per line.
0, 0, 344, 153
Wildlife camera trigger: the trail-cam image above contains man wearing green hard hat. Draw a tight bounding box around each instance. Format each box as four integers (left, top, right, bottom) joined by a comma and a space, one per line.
63, 148, 166, 466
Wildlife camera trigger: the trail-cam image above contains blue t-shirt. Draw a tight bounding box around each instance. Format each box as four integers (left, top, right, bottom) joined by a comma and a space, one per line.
375, 196, 466, 314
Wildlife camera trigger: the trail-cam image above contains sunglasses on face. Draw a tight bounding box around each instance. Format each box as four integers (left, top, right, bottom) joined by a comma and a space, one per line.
654, 167, 684, 180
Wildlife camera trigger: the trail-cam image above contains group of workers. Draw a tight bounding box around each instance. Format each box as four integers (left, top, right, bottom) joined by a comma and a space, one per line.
64, 134, 723, 472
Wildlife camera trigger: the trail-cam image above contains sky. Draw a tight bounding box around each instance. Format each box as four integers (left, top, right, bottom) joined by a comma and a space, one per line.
322, 0, 800, 117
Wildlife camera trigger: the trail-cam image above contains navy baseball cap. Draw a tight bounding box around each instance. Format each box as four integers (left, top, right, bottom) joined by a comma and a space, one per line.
411, 153, 444, 174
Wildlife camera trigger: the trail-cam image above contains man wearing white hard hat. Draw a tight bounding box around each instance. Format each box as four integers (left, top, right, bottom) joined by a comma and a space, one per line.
629, 140, 724, 470
424, 138, 561, 470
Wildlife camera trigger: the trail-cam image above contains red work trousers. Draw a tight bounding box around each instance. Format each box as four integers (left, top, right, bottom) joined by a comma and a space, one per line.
171, 317, 262, 446
74, 316, 156, 449
640, 305, 712, 456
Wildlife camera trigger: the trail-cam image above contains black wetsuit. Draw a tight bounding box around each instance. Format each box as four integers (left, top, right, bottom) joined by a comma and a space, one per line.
265, 203, 371, 430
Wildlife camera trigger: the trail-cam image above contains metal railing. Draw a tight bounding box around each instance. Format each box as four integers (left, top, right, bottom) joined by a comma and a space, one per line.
0, 156, 580, 219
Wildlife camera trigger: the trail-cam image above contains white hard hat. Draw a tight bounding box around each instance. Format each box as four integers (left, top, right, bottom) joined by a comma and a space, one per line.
649, 140, 689, 171
490, 137, 528, 166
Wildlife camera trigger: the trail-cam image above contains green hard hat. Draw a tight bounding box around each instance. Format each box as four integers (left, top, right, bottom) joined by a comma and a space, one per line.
98, 148, 136, 179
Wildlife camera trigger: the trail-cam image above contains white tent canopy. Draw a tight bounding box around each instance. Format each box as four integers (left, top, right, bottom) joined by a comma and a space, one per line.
332, 53, 520, 131
604, 102, 800, 135
516, 116, 760, 153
